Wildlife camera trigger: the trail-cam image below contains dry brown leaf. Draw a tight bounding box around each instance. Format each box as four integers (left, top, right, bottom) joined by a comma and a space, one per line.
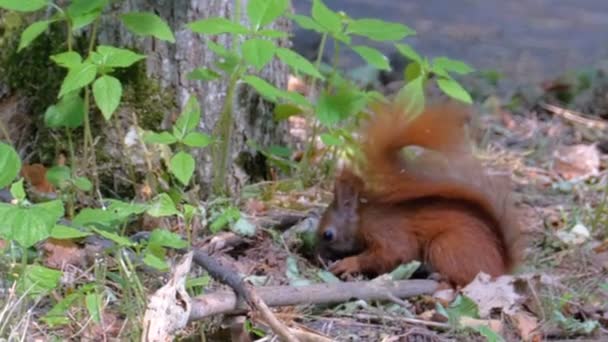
41, 238, 86, 269
461, 273, 522, 317
82, 310, 124, 340
510, 311, 541, 342
552, 144, 600, 180
20, 164, 55, 194
245, 198, 267, 215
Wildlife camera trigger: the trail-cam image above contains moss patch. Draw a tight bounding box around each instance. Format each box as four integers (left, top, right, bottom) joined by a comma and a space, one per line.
115, 62, 177, 130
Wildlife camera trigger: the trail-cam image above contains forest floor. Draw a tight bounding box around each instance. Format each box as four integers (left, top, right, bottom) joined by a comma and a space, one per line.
162, 62, 608, 341
3, 2, 608, 340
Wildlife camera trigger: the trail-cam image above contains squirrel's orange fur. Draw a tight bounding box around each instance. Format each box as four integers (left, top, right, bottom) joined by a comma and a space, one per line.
316, 102, 521, 286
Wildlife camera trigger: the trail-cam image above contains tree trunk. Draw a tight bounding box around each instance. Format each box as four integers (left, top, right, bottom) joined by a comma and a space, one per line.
97, 0, 292, 197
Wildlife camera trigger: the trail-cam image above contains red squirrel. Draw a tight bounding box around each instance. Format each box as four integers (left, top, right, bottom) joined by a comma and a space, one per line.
316, 102, 521, 286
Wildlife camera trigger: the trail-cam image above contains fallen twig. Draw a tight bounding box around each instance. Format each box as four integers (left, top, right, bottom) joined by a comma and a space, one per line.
189, 278, 438, 320
539, 102, 608, 130
191, 250, 298, 342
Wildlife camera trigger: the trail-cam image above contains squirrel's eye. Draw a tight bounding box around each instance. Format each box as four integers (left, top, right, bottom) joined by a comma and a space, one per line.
322, 230, 334, 241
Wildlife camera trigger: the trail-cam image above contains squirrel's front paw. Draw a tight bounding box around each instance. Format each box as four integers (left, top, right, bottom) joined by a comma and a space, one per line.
329, 257, 361, 277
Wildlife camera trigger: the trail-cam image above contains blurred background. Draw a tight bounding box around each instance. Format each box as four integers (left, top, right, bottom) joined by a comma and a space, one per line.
292, 0, 608, 88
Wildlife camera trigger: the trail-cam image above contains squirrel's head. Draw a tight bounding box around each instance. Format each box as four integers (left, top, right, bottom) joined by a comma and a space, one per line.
315, 169, 365, 262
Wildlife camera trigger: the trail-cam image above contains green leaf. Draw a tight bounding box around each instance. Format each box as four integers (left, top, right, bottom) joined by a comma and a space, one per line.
18, 20, 52, 52
232, 217, 256, 237
10, 178, 25, 201
58, 62, 97, 98
288, 14, 324, 32
92, 75, 122, 120
45, 166, 71, 188
0, 0, 48, 12
170, 151, 195, 186
91, 227, 134, 247
92, 45, 145, 68
85, 292, 102, 323
432, 57, 474, 75
318, 270, 341, 283
50, 51, 82, 69
281, 90, 312, 108
246, 0, 289, 30
17, 265, 61, 298
205, 40, 240, 73
396, 76, 426, 116
257, 29, 288, 38
0, 142, 21, 189
173, 96, 201, 140
275, 48, 323, 79
51, 225, 91, 239
445, 295, 480, 326
187, 18, 249, 35
274, 103, 303, 121
187, 68, 221, 81
395, 43, 422, 63
404, 62, 422, 82
388, 261, 421, 280
351, 45, 390, 71
147, 193, 179, 217
475, 326, 505, 342
320, 133, 342, 146
243, 75, 284, 102
67, 0, 107, 17
106, 199, 148, 217
143, 252, 169, 271
73, 177, 92, 191
311, 0, 342, 33
120, 12, 175, 42
42, 292, 82, 326
143, 131, 177, 145
67, 0, 106, 30
0, 200, 64, 248
241, 38, 276, 71
436, 77, 472, 104
182, 132, 213, 148
186, 275, 211, 289
44, 92, 85, 129
149, 229, 187, 249
70, 12, 101, 31
316, 88, 366, 126
210, 207, 240, 233
347, 19, 414, 41
73, 208, 122, 228
268, 145, 291, 158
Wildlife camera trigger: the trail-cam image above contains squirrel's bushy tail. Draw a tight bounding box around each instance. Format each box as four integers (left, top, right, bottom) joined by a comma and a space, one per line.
356, 102, 521, 270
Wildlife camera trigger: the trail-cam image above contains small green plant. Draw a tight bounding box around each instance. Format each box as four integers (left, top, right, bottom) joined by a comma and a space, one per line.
144, 95, 214, 187
185, 0, 475, 187
2, 0, 176, 194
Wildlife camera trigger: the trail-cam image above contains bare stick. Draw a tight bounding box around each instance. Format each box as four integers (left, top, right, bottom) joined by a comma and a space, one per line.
191, 251, 298, 342
189, 278, 438, 320
540, 102, 608, 130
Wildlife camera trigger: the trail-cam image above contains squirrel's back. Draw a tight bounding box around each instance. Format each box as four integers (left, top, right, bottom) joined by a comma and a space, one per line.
355, 102, 521, 271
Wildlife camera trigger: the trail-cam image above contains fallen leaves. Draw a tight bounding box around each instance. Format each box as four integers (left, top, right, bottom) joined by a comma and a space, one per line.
552, 144, 600, 181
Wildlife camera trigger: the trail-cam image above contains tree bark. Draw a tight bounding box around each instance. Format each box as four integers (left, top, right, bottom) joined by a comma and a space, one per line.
97, 0, 292, 196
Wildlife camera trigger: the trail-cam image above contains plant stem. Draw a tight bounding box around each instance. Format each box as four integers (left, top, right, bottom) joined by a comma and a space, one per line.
66, 21, 73, 52
81, 19, 101, 198
299, 33, 328, 185
0, 120, 12, 145
212, 71, 240, 196
210, 0, 243, 197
